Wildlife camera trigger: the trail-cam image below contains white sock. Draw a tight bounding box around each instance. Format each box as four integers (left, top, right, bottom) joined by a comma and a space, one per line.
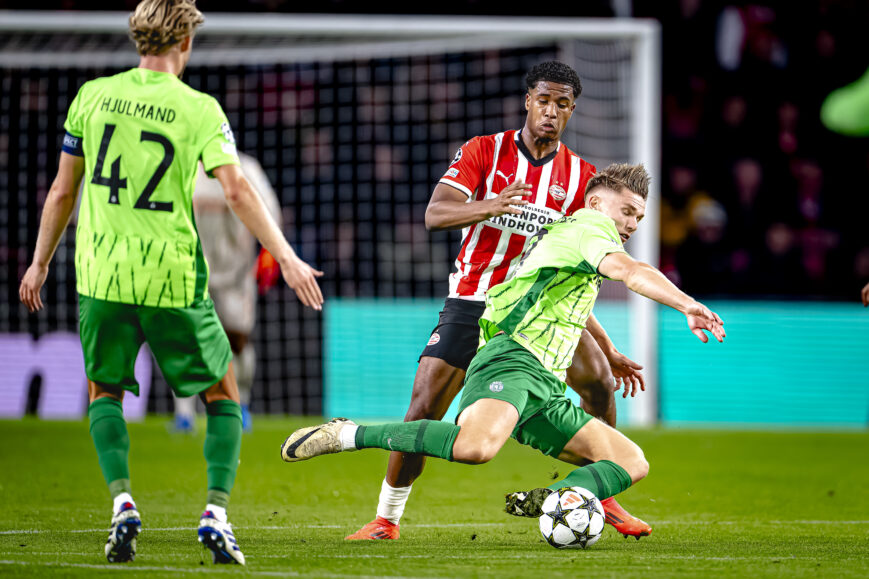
205, 504, 228, 523
113, 493, 135, 513
339, 423, 359, 451
375, 479, 412, 525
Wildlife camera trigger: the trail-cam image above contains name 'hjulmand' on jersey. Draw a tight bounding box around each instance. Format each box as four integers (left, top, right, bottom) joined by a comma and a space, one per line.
63, 68, 240, 308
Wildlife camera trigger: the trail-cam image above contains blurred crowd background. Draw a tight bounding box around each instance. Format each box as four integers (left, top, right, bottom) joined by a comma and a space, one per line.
4, 0, 868, 302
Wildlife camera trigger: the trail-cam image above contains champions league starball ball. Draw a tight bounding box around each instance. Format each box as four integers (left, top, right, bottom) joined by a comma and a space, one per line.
538, 487, 606, 549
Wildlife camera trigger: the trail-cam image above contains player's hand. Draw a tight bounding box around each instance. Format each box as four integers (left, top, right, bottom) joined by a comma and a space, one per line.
255, 248, 281, 295
19, 263, 49, 313
862, 282, 869, 307
486, 179, 532, 218
605, 349, 646, 398
280, 255, 325, 311
683, 301, 725, 343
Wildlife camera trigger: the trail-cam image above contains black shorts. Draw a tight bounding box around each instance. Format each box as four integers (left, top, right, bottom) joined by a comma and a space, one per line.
419, 298, 487, 371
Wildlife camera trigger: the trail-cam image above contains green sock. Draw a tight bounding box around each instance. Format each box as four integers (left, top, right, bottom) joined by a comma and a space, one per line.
203, 400, 243, 508
355, 420, 461, 461
547, 460, 632, 500
88, 397, 131, 497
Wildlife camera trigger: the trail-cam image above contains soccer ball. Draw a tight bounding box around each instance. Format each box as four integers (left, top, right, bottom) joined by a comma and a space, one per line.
538, 487, 605, 549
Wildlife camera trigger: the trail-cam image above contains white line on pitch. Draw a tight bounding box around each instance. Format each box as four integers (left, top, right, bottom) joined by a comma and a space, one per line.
1, 520, 866, 536
0, 522, 508, 535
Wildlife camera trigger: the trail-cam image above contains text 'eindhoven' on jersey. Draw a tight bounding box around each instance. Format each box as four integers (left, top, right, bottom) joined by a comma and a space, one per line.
438, 129, 596, 300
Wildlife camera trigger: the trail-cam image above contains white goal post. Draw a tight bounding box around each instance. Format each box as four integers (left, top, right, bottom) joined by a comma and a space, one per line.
1, 11, 660, 425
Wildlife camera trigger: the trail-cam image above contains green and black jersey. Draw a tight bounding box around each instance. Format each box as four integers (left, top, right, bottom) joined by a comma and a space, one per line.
479, 209, 627, 381
63, 68, 240, 307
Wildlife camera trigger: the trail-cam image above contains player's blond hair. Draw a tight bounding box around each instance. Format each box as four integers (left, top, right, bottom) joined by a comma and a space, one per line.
128, 0, 204, 56
585, 162, 650, 200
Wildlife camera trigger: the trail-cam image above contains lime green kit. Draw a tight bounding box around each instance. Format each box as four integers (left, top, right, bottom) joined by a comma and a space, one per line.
65, 68, 239, 393
65, 68, 240, 308
479, 209, 627, 381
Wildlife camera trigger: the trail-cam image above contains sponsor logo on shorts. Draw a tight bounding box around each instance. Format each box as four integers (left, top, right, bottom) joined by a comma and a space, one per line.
489, 381, 504, 393
445, 168, 460, 178
427, 332, 441, 346
518, 333, 529, 340
548, 184, 566, 201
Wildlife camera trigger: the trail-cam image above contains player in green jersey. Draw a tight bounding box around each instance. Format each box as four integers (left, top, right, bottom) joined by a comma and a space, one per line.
18, 0, 323, 565
280, 163, 725, 540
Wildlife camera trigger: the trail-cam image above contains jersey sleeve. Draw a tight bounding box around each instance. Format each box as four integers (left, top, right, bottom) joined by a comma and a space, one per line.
577, 217, 627, 272
63, 83, 87, 138
438, 136, 487, 198
199, 97, 241, 175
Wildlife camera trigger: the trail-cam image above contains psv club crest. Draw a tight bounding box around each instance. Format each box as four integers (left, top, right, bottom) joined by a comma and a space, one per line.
548, 184, 566, 201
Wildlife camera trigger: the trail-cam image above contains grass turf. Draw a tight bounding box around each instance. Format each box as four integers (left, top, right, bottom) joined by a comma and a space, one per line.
0, 417, 866, 578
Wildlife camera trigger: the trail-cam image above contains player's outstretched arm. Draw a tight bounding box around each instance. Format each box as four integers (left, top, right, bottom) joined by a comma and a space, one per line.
213, 164, 324, 311
424, 180, 532, 231
19, 152, 85, 313
862, 282, 869, 307
598, 252, 725, 344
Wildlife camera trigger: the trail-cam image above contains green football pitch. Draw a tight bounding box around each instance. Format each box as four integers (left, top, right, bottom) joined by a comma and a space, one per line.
0, 417, 866, 578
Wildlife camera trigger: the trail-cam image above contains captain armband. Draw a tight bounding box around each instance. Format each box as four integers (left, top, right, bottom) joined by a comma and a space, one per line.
61, 132, 84, 156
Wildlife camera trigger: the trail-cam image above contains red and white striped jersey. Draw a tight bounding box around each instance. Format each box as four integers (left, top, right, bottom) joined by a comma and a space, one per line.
439, 129, 596, 300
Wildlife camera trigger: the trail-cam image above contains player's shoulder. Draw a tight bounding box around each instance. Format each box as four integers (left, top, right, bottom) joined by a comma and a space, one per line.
559, 143, 597, 172
174, 81, 221, 108
563, 208, 618, 235
460, 130, 517, 151
74, 70, 127, 98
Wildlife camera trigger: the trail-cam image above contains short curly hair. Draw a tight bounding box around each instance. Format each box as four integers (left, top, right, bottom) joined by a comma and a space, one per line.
525, 61, 582, 98
585, 163, 650, 200
128, 0, 204, 56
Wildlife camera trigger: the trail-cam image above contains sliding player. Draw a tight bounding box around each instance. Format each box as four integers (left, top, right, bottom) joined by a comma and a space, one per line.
283, 163, 724, 539
343, 61, 648, 542
18, 0, 323, 565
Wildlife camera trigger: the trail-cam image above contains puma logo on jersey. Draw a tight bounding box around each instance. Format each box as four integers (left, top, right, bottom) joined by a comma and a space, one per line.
496, 170, 515, 182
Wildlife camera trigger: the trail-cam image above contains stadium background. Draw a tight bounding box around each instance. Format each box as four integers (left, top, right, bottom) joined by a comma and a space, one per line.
1, 0, 867, 428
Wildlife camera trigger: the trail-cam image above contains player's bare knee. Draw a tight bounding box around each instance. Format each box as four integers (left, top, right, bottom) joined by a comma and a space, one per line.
451, 433, 499, 464
625, 450, 649, 483
453, 445, 496, 465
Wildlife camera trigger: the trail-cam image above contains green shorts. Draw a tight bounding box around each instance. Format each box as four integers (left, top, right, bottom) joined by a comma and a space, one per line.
457, 333, 593, 458
78, 294, 232, 397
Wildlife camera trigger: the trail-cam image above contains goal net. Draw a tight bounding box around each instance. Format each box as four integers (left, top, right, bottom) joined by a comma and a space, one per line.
0, 12, 660, 424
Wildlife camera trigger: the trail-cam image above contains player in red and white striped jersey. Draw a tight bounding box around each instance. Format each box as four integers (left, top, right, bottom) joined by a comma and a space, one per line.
346, 61, 650, 541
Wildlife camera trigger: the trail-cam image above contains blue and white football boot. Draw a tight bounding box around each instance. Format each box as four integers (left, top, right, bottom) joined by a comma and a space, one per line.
198, 510, 245, 565
105, 502, 141, 563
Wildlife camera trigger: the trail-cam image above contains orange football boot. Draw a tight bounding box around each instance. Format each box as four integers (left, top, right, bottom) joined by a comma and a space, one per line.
600, 497, 652, 539
344, 516, 400, 540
